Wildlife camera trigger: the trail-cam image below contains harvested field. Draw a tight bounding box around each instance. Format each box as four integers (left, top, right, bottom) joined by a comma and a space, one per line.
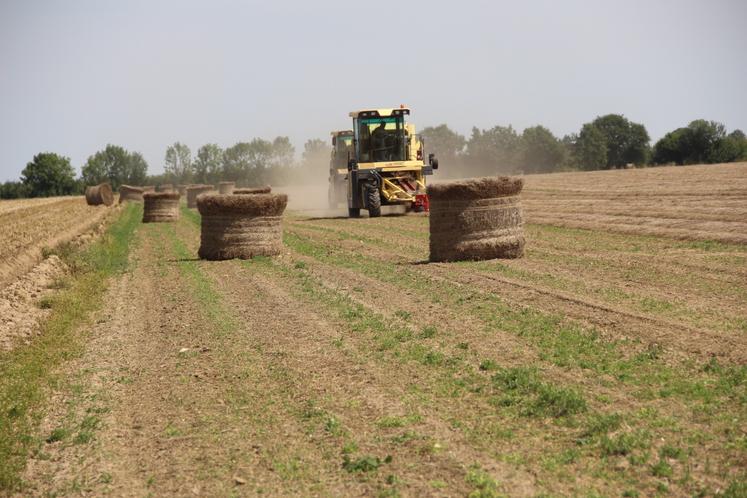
522, 162, 747, 244
2, 164, 746, 497
0, 196, 114, 287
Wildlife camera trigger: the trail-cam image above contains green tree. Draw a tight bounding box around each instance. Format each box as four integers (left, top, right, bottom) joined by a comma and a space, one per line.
465, 125, 520, 175
126, 151, 149, 186
652, 128, 687, 165
420, 124, 466, 164
652, 121, 745, 165
164, 142, 192, 184
518, 125, 565, 173
574, 124, 607, 170
709, 129, 747, 163
193, 144, 224, 184
21, 152, 77, 197
223, 139, 272, 184
81, 144, 148, 188
590, 114, 650, 167
0, 181, 29, 199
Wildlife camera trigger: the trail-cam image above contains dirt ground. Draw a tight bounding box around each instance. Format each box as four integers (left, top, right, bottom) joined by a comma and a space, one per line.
0, 197, 117, 350
6, 164, 747, 496
0, 196, 115, 287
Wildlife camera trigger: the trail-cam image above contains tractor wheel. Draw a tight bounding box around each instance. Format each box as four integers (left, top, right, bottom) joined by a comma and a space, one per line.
413, 204, 424, 213
348, 207, 360, 218
367, 186, 381, 218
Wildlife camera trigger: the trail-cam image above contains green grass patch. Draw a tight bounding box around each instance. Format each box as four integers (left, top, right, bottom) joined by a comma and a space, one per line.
0, 203, 141, 491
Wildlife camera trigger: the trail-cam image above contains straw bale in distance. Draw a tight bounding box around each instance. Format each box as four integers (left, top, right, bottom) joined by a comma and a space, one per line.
233, 186, 272, 195
85, 183, 114, 206
186, 185, 215, 208
119, 185, 144, 203
428, 176, 525, 262
197, 193, 287, 260
218, 181, 235, 194
142, 192, 180, 223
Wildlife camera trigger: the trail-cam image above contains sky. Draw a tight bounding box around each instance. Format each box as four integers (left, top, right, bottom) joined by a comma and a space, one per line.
1, 0, 745, 180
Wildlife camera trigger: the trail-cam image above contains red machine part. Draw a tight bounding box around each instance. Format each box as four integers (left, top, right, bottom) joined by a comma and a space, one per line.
414, 193, 430, 212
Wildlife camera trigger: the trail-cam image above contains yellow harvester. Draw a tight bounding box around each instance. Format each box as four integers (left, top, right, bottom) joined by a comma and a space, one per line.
328, 106, 439, 217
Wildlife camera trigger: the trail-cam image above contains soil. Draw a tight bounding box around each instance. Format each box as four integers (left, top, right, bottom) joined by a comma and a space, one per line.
0, 196, 115, 287
9, 163, 747, 496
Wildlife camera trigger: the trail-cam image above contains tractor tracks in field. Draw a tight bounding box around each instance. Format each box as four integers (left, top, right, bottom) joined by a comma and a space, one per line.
174, 213, 540, 496
286, 220, 747, 364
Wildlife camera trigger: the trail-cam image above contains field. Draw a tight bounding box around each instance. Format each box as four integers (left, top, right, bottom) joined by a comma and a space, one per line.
0, 163, 745, 497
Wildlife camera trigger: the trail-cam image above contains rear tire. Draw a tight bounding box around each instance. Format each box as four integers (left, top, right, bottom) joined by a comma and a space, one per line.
348, 207, 360, 218
367, 186, 381, 218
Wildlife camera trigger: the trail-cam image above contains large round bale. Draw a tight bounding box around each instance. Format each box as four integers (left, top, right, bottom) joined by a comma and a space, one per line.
85, 183, 114, 206
156, 183, 174, 193
233, 186, 271, 195
428, 176, 525, 262
186, 184, 215, 208
142, 192, 180, 223
218, 181, 235, 194
177, 184, 188, 196
197, 193, 287, 260
142, 186, 156, 193
119, 185, 144, 203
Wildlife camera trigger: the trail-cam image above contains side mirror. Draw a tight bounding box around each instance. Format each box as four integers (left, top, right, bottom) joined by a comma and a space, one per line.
332, 136, 336, 146
429, 154, 439, 170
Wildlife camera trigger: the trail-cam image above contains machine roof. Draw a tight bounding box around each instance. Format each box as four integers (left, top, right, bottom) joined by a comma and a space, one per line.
349, 108, 411, 118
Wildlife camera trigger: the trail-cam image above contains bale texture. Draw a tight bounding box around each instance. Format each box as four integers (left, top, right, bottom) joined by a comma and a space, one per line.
218, 181, 235, 194
177, 184, 187, 196
186, 185, 215, 208
142, 192, 180, 223
156, 183, 174, 193
85, 183, 114, 206
119, 185, 144, 203
142, 186, 156, 192
428, 176, 525, 262
197, 193, 287, 260
234, 186, 272, 195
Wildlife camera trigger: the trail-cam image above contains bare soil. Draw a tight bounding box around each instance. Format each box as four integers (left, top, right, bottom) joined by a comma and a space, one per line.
10, 164, 747, 496
0, 196, 115, 287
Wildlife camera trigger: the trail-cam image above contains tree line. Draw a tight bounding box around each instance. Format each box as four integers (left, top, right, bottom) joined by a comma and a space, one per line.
2, 115, 745, 199
421, 114, 747, 177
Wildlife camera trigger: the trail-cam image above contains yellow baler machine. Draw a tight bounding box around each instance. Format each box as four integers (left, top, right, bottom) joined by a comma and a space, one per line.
330, 107, 438, 218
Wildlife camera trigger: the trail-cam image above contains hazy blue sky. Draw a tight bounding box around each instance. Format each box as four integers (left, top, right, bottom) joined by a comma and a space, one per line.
1, 0, 745, 180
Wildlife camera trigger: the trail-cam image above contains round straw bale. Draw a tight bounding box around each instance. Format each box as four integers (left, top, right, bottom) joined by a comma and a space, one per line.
197, 193, 287, 260
186, 184, 215, 208
85, 183, 114, 206
428, 176, 525, 262
177, 184, 187, 196
233, 186, 272, 195
141, 185, 156, 193
142, 192, 180, 223
218, 181, 235, 194
119, 185, 144, 203
156, 183, 174, 193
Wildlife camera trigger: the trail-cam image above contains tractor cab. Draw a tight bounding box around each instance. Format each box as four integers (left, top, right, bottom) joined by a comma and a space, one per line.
331, 130, 354, 170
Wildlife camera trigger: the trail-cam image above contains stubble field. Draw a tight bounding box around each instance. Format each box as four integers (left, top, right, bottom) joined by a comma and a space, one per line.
1, 163, 745, 497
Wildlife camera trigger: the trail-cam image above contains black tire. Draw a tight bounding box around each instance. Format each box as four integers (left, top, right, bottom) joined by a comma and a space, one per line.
413, 204, 424, 213
348, 207, 360, 218
366, 186, 381, 218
